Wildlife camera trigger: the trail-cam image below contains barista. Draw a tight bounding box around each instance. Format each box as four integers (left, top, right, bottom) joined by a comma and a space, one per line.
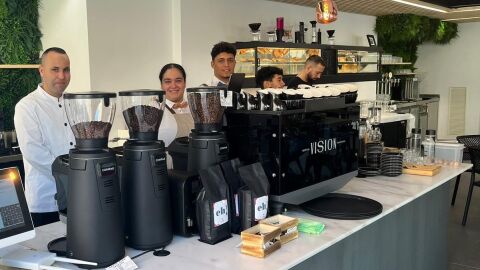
14, 47, 75, 227
256, 66, 285, 89
207, 42, 237, 87
287, 55, 325, 89
158, 63, 194, 147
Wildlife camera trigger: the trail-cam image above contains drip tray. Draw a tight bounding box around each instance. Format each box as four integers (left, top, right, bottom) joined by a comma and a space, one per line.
300, 193, 382, 220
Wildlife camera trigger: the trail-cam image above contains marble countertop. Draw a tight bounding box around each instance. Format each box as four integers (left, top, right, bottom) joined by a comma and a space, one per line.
15, 164, 471, 270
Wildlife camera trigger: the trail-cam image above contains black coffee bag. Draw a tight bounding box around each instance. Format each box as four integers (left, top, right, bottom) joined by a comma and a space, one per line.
220, 158, 244, 234
238, 162, 270, 230
196, 165, 231, 244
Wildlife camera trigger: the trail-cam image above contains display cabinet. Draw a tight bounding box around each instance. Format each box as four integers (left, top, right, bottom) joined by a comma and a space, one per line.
337, 50, 379, 74
236, 47, 321, 78
234, 42, 382, 87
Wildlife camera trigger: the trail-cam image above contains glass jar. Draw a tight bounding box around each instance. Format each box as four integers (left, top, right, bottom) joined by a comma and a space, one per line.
422, 129, 436, 164
410, 128, 422, 161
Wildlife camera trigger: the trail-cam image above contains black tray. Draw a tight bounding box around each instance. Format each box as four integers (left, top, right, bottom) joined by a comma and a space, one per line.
301, 193, 383, 220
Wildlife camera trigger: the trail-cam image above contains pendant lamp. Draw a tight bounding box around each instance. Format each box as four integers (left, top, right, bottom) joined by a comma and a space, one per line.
316, 0, 338, 24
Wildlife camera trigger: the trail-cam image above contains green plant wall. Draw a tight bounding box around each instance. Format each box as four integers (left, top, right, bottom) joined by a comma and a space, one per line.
0, 0, 42, 130
375, 14, 458, 67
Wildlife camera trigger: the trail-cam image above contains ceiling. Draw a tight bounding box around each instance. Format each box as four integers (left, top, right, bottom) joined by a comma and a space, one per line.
268, 0, 480, 22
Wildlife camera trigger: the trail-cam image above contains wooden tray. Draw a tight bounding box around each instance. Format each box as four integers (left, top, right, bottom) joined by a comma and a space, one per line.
403, 164, 442, 176
240, 224, 281, 258
259, 215, 299, 245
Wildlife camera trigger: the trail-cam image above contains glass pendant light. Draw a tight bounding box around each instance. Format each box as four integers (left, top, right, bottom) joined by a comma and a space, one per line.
316, 0, 338, 24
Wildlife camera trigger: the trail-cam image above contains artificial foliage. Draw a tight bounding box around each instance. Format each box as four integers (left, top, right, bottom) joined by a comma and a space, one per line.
0, 0, 42, 130
375, 14, 458, 66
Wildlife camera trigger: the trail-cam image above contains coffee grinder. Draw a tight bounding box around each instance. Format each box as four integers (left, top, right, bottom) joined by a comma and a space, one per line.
118, 90, 172, 249
187, 87, 229, 172
50, 92, 124, 268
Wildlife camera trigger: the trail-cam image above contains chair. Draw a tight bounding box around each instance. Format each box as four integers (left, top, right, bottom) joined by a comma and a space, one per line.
450, 135, 480, 225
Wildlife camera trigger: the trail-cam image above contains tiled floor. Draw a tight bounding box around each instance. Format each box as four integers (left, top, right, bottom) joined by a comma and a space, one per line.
449, 172, 480, 270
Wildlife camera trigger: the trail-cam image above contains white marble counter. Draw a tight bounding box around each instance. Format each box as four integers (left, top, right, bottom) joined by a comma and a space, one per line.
12, 164, 472, 270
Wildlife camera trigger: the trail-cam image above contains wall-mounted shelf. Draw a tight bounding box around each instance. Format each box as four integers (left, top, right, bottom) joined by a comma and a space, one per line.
380, 63, 412, 66
393, 73, 416, 76
0, 64, 40, 69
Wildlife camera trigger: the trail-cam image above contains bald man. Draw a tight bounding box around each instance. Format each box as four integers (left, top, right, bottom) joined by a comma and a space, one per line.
14, 47, 76, 227
287, 55, 326, 89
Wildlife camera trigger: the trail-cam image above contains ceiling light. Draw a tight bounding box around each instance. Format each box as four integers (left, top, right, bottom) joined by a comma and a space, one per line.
449, 7, 480, 13
392, 0, 448, 13
316, 0, 338, 24
442, 16, 480, 21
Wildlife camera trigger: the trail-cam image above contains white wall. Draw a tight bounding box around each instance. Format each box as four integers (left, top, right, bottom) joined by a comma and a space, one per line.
180, 0, 377, 99
86, 0, 176, 92
39, 0, 91, 92
416, 22, 480, 139
85, 0, 178, 132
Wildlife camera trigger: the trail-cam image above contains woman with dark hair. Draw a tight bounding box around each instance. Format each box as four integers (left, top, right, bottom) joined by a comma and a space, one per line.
158, 63, 194, 147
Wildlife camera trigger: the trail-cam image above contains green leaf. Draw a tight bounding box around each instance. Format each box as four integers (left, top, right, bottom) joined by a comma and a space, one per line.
375, 13, 458, 66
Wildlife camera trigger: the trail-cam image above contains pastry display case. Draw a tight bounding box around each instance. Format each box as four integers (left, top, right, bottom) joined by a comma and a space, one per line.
234, 42, 382, 87
236, 47, 321, 78
337, 50, 379, 74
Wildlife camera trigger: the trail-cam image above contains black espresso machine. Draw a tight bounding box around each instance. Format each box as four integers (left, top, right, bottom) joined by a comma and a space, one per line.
224, 92, 361, 209
51, 92, 124, 268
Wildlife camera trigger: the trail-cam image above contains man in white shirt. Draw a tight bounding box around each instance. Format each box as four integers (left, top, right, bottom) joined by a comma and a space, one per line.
14, 47, 75, 227
207, 42, 237, 87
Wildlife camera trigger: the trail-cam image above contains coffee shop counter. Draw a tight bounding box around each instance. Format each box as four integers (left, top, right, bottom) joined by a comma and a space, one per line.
14, 164, 471, 270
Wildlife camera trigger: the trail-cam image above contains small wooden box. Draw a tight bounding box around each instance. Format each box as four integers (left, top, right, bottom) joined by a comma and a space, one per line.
260, 214, 299, 244
240, 224, 281, 258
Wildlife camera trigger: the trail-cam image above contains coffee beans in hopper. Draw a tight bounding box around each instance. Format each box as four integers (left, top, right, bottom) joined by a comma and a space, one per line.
123, 105, 163, 133
72, 121, 112, 139
189, 93, 224, 125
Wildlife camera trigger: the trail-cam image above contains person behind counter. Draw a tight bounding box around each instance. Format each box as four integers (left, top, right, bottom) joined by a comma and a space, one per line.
256, 66, 285, 89
287, 55, 326, 89
207, 41, 237, 87
14, 47, 76, 227
157, 63, 194, 147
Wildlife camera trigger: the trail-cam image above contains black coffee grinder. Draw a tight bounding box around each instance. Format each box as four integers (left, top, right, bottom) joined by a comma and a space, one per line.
186, 87, 229, 172
118, 90, 172, 249
50, 92, 124, 268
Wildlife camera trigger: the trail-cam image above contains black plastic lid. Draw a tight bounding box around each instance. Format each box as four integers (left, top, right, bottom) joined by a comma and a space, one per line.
426, 129, 436, 136
412, 128, 421, 134
64, 92, 116, 99
186, 86, 226, 93
118, 89, 164, 96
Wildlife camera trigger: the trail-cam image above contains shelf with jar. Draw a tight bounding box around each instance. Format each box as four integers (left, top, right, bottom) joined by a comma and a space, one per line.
234, 42, 382, 88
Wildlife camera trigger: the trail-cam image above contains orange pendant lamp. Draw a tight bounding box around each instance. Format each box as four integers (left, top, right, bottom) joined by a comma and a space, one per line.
316, 0, 338, 24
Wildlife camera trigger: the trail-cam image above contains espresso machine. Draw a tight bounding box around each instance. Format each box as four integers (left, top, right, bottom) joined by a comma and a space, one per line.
167, 86, 229, 236
118, 90, 172, 249
50, 92, 124, 268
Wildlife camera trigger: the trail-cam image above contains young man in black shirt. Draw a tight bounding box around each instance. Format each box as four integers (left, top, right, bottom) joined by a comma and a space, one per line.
256, 66, 285, 89
287, 55, 325, 89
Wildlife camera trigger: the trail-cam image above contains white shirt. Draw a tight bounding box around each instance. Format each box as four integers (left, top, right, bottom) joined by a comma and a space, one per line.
207, 76, 228, 87
14, 85, 75, 213
158, 96, 190, 146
